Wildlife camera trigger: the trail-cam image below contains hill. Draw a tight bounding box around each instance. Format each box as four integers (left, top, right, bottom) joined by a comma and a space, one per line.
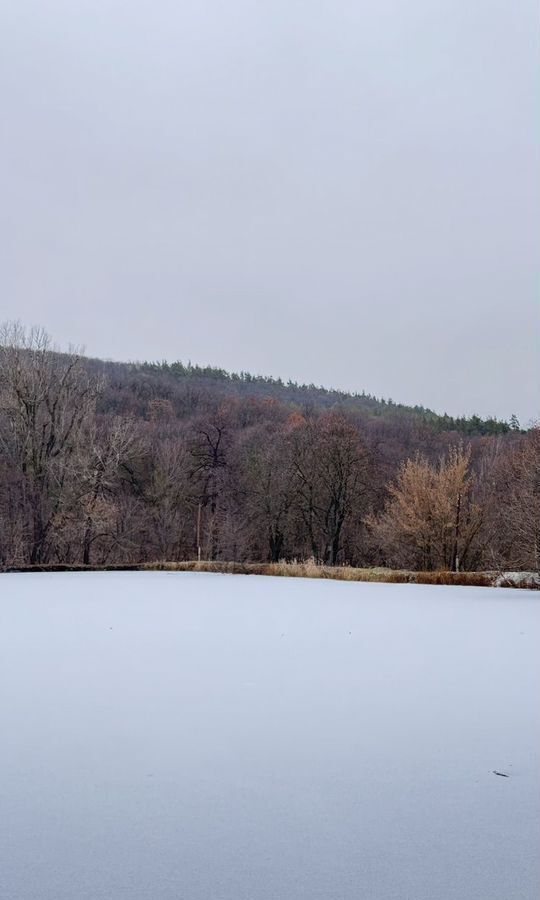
0, 325, 535, 572
99, 357, 512, 437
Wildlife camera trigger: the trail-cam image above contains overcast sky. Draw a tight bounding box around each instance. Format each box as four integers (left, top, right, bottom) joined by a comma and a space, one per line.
1, 1, 538, 422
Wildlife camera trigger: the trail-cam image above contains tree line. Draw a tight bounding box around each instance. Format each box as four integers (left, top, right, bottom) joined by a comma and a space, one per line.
0, 323, 537, 572
141, 360, 512, 436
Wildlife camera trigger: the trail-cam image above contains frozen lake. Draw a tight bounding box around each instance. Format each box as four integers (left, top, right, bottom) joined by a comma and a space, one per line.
1, 572, 539, 900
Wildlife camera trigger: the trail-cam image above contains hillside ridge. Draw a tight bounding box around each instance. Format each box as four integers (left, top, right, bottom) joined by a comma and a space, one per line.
130, 358, 512, 436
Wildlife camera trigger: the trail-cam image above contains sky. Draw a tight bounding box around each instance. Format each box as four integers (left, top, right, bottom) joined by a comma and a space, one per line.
1, 1, 538, 423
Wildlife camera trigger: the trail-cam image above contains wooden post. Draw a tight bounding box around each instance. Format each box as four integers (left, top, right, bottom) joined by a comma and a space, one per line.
197, 500, 202, 562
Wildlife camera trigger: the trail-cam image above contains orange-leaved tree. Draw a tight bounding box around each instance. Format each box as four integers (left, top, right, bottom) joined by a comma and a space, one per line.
367, 444, 483, 571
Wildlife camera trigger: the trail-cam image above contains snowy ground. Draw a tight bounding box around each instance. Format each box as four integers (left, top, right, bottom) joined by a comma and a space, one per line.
0, 572, 538, 900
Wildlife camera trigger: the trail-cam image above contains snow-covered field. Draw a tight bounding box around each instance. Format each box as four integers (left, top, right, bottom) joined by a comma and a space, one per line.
1, 572, 538, 900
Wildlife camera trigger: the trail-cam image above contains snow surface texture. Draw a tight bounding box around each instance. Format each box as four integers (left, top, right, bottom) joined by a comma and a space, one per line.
0, 572, 538, 900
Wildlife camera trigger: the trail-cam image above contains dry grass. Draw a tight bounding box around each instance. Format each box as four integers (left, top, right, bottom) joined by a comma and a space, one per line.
2, 559, 538, 589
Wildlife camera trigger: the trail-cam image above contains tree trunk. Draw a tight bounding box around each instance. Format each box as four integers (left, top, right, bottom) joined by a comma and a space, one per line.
451, 492, 462, 573
269, 527, 284, 562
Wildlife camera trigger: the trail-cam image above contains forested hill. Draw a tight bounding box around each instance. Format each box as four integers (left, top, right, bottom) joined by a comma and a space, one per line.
0, 326, 535, 571
129, 360, 511, 437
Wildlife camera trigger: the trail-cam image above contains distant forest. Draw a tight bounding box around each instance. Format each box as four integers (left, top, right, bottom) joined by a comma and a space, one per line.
140, 360, 513, 437
0, 323, 537, 572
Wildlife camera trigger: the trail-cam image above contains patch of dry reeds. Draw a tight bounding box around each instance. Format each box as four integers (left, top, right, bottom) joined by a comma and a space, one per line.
3, 559, 537, 589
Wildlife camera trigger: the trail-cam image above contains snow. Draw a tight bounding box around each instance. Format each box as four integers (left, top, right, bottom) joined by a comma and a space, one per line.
0, 572, 538, 900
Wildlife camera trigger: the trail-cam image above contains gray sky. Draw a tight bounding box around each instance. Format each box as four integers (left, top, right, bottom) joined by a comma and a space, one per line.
1, 1, 539, 423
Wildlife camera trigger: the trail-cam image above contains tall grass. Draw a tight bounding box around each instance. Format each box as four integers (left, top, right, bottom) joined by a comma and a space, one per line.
3, 559, 538, 588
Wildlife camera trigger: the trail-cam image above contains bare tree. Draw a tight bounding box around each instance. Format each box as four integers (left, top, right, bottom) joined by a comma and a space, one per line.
191, 413, 229, 560
142, 435, 194, 561
488, 428, 540, 572
244, 425, 297, 561
74, 417, 138, 564
291, 415, 371, 564
0, 322, 101, 563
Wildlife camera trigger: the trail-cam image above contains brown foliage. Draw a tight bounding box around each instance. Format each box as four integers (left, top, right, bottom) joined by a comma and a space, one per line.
367, 444, 483, 571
